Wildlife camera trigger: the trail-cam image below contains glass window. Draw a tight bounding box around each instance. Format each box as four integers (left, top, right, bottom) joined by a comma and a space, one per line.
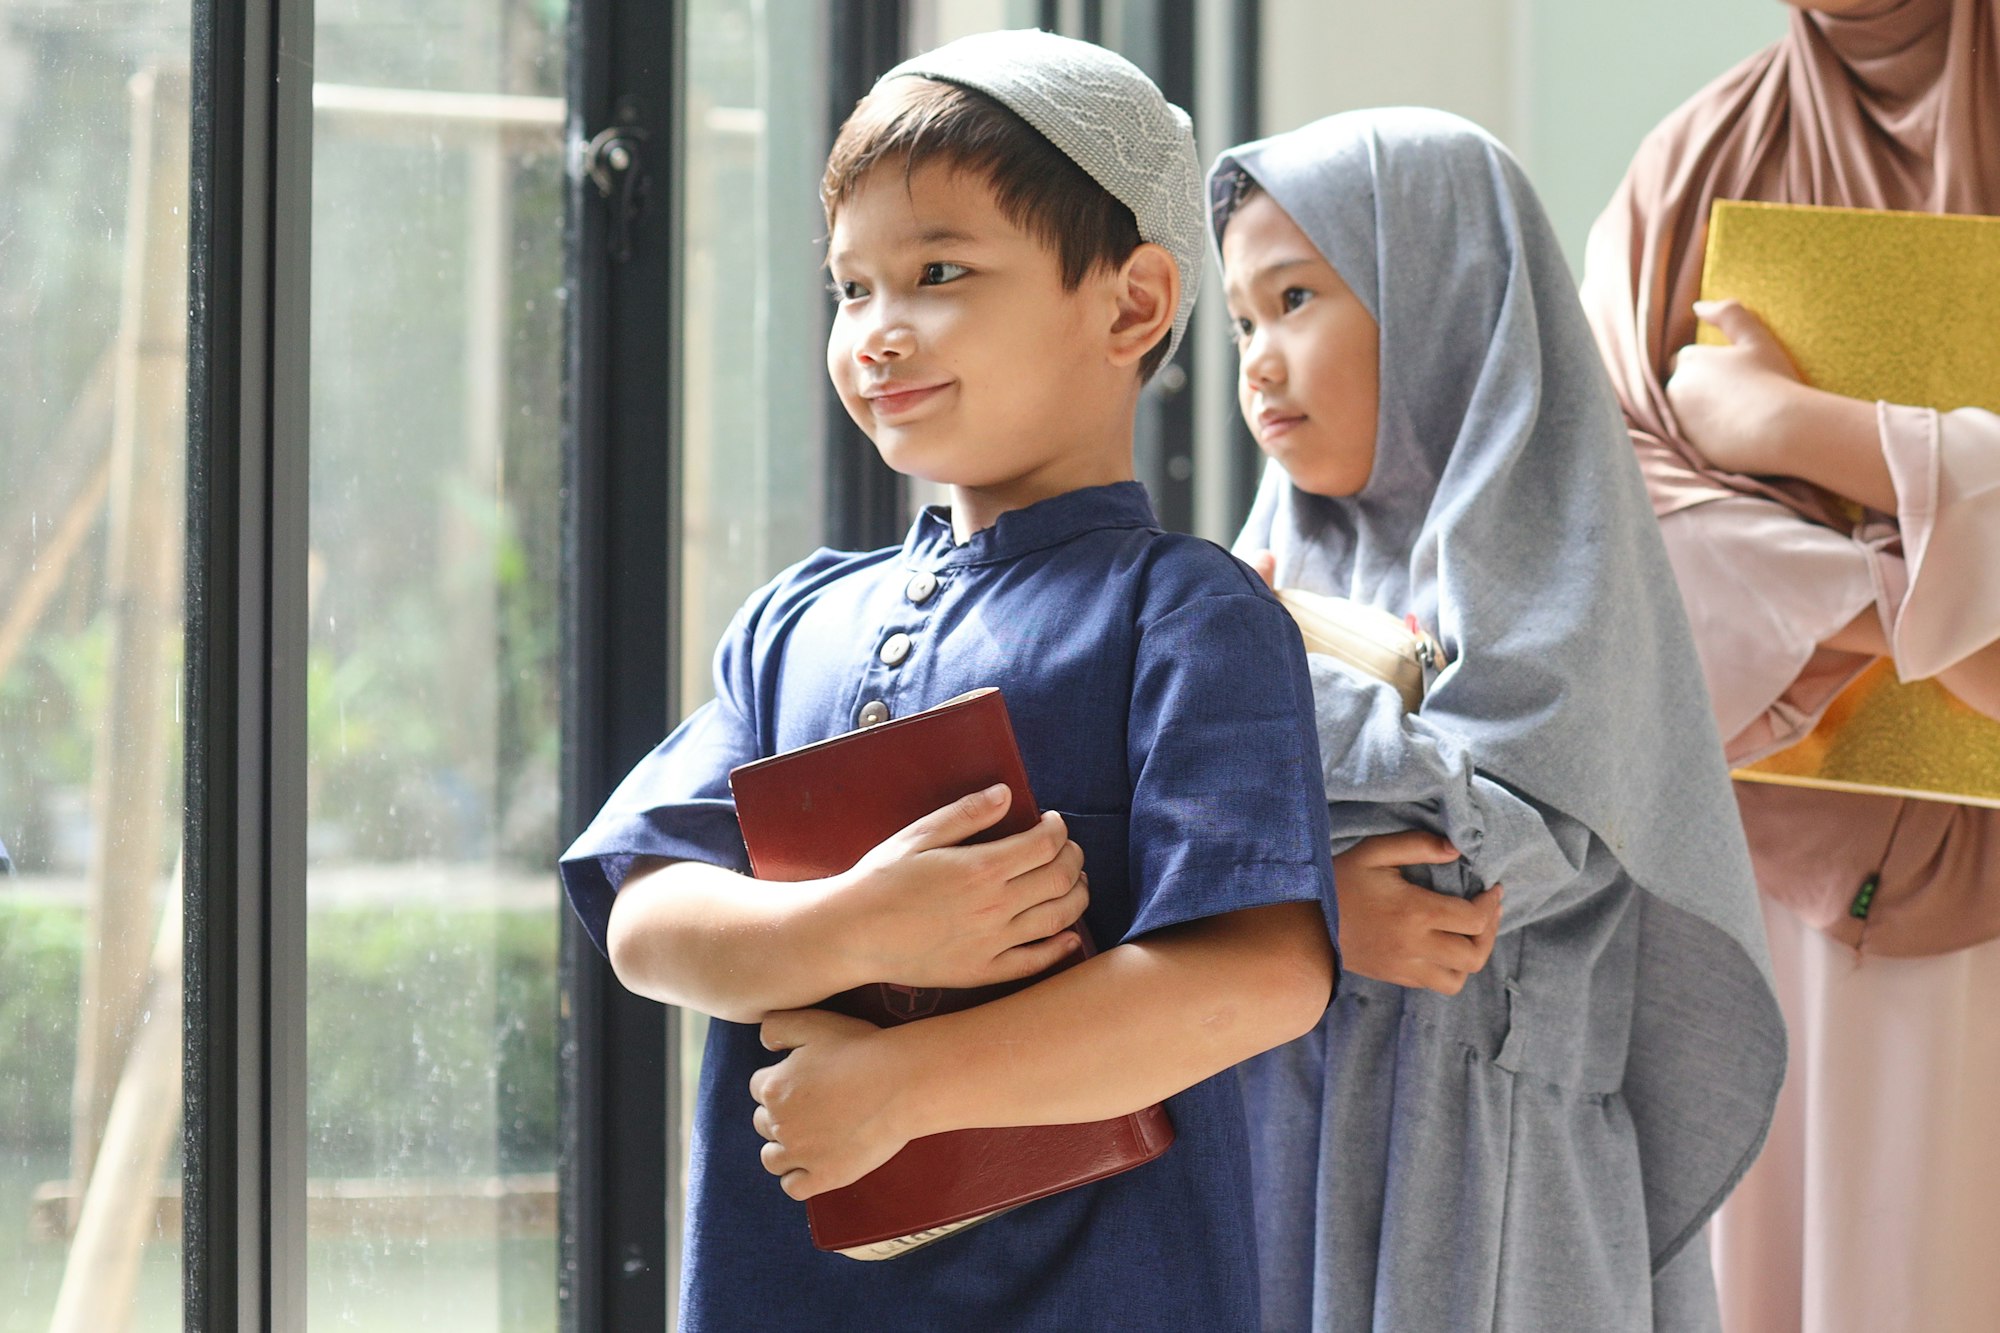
0, 3, 191, 1327
674, 0, 832, 1260
305, 4, 566, 1328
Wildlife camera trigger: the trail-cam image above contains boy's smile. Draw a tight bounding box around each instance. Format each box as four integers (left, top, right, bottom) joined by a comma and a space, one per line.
861, 378, 953, 420
825, 160, 1159, 539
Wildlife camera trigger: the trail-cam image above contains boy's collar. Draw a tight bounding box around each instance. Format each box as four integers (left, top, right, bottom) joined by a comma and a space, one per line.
902, 481, 1158, 568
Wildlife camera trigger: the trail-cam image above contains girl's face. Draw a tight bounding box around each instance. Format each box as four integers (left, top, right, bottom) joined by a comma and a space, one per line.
1222, 190, 1380, 498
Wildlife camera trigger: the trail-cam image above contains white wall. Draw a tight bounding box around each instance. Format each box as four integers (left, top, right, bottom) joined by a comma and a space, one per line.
1263, 0, 1523, 150
1259, 0, 1790, 269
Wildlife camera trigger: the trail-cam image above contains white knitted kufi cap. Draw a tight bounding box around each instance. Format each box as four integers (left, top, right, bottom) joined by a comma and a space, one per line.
881, 28, 1204, 364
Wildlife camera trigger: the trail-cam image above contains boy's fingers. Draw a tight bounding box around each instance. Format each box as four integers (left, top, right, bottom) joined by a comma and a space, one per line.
898, 783, 1014, 852
780, 1169, 816, 1201
986, 926, 1085, 984
751, 1104, 778, 1143
759, 1139, 793, 1177
759, 1010, 810, 1053
964, 810, 1070, 881
1007, 839, 1085, 910
1008, 871, 1089, 946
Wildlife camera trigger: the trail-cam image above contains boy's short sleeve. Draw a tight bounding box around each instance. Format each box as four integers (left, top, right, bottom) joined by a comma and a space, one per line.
1122, 590, 1336, 941
558, 598, 767, 957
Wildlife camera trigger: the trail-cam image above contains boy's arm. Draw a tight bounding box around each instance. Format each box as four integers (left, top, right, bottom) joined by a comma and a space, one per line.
748, 899, 1333, 1199
606, 787, 1090, 1023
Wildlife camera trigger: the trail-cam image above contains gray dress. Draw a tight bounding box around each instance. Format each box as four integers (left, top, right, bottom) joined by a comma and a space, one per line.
1212, 111, 1787, 1332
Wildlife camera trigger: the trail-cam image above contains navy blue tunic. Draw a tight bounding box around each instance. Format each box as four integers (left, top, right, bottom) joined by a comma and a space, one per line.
562, 482, 1335, 1332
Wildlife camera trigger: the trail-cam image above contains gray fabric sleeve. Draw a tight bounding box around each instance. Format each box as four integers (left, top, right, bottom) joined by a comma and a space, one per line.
1309, 657, 1601, 933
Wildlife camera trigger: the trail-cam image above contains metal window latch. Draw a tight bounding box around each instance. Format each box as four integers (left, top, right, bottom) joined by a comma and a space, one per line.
582, 122, 649, 264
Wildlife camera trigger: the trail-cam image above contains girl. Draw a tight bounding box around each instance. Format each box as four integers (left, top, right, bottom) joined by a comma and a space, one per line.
1581, 2, 2000, 1327
1211, 109, 1785, 1331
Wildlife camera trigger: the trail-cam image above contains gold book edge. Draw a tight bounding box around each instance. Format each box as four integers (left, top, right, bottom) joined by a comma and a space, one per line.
1730, 768, 2000, 811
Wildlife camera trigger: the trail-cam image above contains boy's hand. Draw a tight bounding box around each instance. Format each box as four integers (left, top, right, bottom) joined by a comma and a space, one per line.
750, 1009, 914, 1200
1334, 832, 1501, 995
830, 785, 1089, 990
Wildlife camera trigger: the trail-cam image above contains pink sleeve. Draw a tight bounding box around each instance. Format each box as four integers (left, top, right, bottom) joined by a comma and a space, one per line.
1656, 496, 1879, 764
1878, 402, 2000, 680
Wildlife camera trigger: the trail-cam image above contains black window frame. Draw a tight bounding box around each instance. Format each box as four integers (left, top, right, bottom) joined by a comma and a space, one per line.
557, 0, 681, 1325
184, 0, 314, 1324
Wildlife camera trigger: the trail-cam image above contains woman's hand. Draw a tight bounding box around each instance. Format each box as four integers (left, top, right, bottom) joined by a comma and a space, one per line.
1666, 300, 1814, 477
1334, 832, 1501, 995
1666, 300, 1895, 511
750, 1009, 915, 1200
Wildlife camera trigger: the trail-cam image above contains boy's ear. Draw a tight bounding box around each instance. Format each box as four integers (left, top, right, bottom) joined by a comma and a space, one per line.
1105, 242, 1179, 370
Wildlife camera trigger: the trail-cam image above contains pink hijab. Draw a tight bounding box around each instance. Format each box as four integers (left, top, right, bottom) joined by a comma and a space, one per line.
1580, 0, 2000, 525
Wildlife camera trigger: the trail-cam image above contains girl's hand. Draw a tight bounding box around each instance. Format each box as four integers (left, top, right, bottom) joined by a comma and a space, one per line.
750, 1009, 916, 1200
1665, 299, 1813, 478
1334, 832, 1501, 995
1243, 548, 1278, 589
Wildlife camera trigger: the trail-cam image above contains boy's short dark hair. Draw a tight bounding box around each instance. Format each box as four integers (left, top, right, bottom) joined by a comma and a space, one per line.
822, 76, 1170, 382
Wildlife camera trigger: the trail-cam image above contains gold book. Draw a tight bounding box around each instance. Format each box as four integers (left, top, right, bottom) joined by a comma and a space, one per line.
1698, 200, 2000, 807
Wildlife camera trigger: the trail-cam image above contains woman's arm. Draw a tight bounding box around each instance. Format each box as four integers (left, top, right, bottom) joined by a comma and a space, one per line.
1665, 299, 1894, 510
1665, 299, 2000, 720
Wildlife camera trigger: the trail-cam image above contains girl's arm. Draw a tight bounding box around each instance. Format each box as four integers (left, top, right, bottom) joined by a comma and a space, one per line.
1302, 657, 1602, 936
748, 899, 1334, 1199
1237, 552, 1504, 987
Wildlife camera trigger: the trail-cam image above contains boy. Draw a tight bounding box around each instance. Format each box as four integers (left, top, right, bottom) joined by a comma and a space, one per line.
562, 30, 1337, 1331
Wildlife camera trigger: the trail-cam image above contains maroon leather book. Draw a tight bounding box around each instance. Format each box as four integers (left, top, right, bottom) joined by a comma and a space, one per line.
728, 687, 1175, 1260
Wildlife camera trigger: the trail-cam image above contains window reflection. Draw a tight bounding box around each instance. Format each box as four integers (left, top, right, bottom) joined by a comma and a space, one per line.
0, 5, 191, 1327
305, 4, 565, 1328
674, 1, 831, 1292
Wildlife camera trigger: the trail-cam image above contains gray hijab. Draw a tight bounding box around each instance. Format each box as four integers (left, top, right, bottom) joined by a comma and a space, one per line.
1215, 108, 1784, 1267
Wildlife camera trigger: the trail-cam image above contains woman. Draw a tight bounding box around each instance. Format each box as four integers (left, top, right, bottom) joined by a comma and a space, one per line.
1580, 2, 2000, 1328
